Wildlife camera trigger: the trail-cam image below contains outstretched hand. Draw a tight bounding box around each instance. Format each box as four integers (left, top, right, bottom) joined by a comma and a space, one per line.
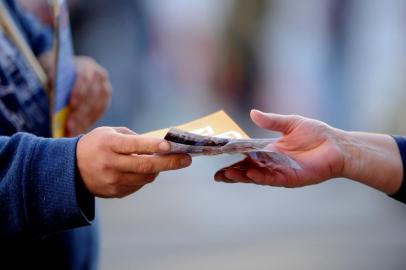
77, 127, 192, 198
215, 110, 348, 188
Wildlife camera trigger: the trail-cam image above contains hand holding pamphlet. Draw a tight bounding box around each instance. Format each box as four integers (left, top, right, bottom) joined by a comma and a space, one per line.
145, 110, 300, 170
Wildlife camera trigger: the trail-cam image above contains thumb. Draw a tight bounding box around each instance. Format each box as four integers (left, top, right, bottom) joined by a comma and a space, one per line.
250, 110, 301, 134
113, 127, 138, 135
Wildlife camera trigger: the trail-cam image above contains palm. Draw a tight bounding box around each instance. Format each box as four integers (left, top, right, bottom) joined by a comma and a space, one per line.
273, 119, 344, 186
216, 111, 345, 188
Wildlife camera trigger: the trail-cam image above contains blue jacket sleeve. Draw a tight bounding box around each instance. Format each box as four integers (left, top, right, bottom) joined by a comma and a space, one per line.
5, 0, 53, 56
0, 133, 94, 239
390, 136, 406, 204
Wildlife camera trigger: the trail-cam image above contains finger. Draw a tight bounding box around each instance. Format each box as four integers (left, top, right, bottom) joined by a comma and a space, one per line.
214, 170, 238, 184
75, 57, 96, 79
108, 172, 158, 198
216, 158, 252, 172
68, 81, 107, 134
70, 73, 90, 108
71, 58, 99, 107
114, 154, 192, 174
214, 170, 228, 181
102, 80, 112, 106
96, 80, 112, 112
214, 158, 253, 182
247, 167, 293, 187
95, 65, 109, 82
120, 172, 158, 186
250, 109, 301, 134
67, 107, 92, 135
246, 169, 268, 185
107, 182, 145, 198
223, 169, 252, 183
110, 134, 171, 154
87, 80, 109, 121
69, 88, 82, 108
113, 127, 137, 135
114, 186, 144, 198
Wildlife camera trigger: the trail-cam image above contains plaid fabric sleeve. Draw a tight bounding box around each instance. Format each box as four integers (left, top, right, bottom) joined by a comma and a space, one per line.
5, 0, 53, 56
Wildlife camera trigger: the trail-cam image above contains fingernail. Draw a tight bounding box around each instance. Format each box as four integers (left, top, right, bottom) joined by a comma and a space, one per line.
159, 141, 170, 152
181, 156, 192, 167
252, 109, 265, 115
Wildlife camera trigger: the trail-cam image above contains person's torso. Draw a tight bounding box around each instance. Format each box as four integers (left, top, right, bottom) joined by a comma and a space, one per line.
0, 4, 50, 137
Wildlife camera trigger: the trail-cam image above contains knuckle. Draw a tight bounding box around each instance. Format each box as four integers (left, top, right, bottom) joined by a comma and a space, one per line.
102, 131, 116, 147
111, 134, 127, 151
99, 158, 110, 171
106, 173, 120, 186
99, 153, 115, 171
117, 127, 131, 133
108, 185, 121, 197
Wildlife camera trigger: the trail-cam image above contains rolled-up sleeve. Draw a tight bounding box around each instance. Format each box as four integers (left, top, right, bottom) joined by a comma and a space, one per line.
0, 133, 94, 239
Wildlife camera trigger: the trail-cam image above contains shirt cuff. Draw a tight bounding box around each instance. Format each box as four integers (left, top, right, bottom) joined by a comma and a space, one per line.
389, 136, 406, 203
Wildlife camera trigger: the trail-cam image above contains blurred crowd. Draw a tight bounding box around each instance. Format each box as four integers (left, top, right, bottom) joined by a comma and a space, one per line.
18, 0, 406, 133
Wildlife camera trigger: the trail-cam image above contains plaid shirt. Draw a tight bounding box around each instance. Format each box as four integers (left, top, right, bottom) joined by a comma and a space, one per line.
0, 0, 53, 137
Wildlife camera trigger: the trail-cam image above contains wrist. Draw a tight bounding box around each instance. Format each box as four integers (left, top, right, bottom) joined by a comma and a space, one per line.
339, 131, 366, 181
340, 131, 403, 194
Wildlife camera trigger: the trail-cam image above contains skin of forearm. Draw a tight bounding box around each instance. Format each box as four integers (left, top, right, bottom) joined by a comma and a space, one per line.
338, 130, 403, 195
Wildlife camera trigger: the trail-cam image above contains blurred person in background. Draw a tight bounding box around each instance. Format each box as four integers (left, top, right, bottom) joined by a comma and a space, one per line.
17, 0, 80, 25
66, 0, 152, 128
216, 110, 406, 205
214, 0, 267, 111
0, 0, 108, 268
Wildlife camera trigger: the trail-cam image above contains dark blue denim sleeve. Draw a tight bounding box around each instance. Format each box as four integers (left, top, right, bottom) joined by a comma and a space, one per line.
0, 133, 94, 239
390, 136, 406, 204
5, 0, 53, 56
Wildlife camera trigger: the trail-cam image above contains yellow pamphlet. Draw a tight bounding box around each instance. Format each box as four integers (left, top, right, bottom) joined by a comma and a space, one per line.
144, 110, 250, 139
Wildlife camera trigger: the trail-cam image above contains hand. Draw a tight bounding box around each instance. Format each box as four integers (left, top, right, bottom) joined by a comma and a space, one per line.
67, 57, 112, 136
215, 110, 346, 188
215, 110, 403, 194
76, 127, 192, 198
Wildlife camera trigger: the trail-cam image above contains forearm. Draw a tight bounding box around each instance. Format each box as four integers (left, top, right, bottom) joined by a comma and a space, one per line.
340, 131, 403, 194
0, 133, 94, 238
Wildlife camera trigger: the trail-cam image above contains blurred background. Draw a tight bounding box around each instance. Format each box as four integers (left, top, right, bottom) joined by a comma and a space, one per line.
19, 0, 406, 269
